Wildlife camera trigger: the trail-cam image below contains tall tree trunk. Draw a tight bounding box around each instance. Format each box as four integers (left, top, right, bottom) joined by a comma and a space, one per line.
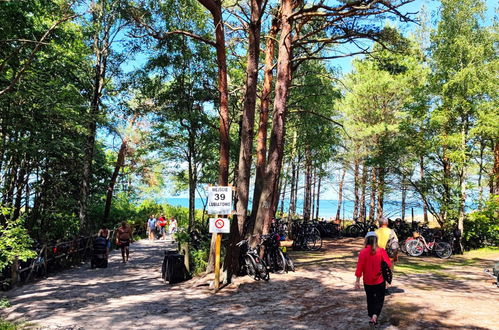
420, 156, 429, 223
102, 115, 138, 223
353, 159, 360, 220
79, 2, 110, 234
311, 167, 316, 220
289, 157, 296, 218
198, 0, 230, 274
252, 0, 293, 242
478, 140, 485, 208
335, 169, 346, 221
303, 148, 312, 221
187, 124, 198, 232
368, 168, 377, 222
457, 125, 468, 234
376, 168, 384, 221
225, 0, 263, 280
401, 174, 406, 221
287, 132, 298, 218
315, 174, 321, 220
251, 16, 279, 222
102, 138, 127, 223
12, 158, 27, 220
359, 163, 367, 221
441, 146, 451, 223
494, 139, 499, 195
188, 157, 197, 232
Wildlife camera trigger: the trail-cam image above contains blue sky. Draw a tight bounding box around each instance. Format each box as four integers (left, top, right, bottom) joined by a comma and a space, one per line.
333, 0, 497, 74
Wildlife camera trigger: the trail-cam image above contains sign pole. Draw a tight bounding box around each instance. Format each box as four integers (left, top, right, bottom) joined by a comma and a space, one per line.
214, 232, 222, 291
206, 186, 233, 293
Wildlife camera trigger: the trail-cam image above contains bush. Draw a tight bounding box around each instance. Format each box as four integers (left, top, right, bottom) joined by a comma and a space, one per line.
464, 196, 499, 249
0, 208, 36, 271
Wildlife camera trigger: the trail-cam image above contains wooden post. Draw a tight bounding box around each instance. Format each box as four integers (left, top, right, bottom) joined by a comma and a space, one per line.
214, 233, 222, 291
43, 245, 48, 275
180, 242, 190, 273
11, 256, 19, 286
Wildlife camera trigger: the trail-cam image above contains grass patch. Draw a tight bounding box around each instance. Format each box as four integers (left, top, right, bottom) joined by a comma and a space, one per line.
395, 259, 446, 274
0, 297, 10, 309
0, 318, 17, 330
463, 247, 499, 259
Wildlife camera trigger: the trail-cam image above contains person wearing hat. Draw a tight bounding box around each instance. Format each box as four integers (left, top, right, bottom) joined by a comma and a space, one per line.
355, 231, 392, 327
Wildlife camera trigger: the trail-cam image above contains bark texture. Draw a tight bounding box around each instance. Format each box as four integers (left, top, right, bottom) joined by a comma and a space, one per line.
252, 0, 293, 242
335, 169, 346, 221
251, 17, 279, 221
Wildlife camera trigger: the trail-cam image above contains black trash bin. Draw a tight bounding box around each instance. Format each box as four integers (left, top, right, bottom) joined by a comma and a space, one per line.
161, 250, 191, 284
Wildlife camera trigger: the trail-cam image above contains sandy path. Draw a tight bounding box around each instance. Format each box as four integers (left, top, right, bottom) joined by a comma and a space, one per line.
2, 238, 498, 329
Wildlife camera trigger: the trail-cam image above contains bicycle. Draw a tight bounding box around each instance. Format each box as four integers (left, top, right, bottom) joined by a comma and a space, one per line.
345, 219, 377, 237
261, 233, 287, 273
292, 220, 322, 251
406, 232, 452, 259
236, 238, 269, 281
314, 219, 342, 238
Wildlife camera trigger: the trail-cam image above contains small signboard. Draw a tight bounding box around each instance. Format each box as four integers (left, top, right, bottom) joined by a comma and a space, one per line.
209, 218, 230, 234
207, 186, 232, 215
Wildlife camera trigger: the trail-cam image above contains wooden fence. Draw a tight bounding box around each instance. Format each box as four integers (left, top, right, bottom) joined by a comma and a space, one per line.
1, 224, 146, 290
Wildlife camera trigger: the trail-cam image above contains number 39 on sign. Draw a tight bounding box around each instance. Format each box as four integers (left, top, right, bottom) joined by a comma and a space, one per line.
207, 186, 232, 215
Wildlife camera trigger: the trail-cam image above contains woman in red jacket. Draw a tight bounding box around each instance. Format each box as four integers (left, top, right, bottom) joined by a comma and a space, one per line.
355, 231, 392, 327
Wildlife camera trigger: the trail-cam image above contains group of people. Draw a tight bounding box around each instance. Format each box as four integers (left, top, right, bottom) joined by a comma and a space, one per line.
355, 217, 398, 328
147, 214, 177, 241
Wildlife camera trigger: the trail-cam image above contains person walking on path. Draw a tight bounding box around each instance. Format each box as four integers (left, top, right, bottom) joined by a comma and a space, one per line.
116, 221, 133, 263
168, 216, 177, 236
355, 231, 392, 328
147, 215, 157, 241
157, 215, 167, 240
97, 225, 110, 257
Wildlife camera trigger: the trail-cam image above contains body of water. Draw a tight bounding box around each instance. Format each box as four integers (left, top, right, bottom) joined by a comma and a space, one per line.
162, 197, 426, 219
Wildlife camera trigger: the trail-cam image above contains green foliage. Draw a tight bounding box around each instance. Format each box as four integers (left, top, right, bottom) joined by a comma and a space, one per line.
0, 318, 17, 330
0, 297, 10, 308
0, 208, 36, 271
189, 244, 209, 276
464, 197, 499, 249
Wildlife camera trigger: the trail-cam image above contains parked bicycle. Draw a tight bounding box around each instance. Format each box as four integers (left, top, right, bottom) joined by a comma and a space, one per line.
405, 231, 452, 259
236, 238, 269, 281
292, 220, 322, 251
314, 219, 342, 238
345, 219, 377, 237
261, 233, 287, 274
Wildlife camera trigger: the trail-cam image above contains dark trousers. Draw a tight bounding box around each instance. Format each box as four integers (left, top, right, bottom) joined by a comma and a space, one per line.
364, 282, 386, 318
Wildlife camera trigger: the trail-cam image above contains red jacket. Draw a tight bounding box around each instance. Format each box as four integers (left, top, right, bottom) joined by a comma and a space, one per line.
355, 245, 392, 285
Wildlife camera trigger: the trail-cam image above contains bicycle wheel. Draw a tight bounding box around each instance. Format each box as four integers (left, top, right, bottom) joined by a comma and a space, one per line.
406, 239, 424, 257
351, 225, 362, 237
284, 253, 295, 272
306, 228, 322, 251
244, 254, 257, 279
253, 255, 270, 281
275, 249, 287, 274
400, 238, 412, 254
434, 242, 452, 259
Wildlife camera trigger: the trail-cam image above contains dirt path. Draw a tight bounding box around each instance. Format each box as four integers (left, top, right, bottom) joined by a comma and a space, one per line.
1, 238, 498, 329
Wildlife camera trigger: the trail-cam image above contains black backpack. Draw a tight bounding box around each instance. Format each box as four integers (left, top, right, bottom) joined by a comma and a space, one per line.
386, 230, 399, 258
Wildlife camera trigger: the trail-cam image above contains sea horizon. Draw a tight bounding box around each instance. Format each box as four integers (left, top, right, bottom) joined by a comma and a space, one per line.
159, 197, 428, 220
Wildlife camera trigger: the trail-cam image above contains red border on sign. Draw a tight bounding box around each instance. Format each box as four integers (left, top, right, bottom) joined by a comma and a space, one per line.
215, 219, 224, 229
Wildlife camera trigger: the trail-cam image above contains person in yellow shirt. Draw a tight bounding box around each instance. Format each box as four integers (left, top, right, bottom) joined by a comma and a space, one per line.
375, 217, 398, 295
376, 218, 395, 249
